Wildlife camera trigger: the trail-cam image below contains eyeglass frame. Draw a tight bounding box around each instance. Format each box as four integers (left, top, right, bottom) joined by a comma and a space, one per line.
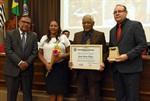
113, 10, 126, 15
21, 21, 31, 25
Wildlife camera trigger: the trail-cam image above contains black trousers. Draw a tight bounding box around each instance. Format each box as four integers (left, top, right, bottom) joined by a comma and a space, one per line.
4, 74, 33, 101
77, 70, 100, 101
113, 71, 140, 101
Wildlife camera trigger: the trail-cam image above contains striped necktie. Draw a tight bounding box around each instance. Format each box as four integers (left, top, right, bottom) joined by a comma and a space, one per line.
86, 34, 90, 44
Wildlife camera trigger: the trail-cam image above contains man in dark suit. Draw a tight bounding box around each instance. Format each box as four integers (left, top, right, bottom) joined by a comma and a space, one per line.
107, 4, 147, 101
3, 16, 38, 101
70, 14, 108, 101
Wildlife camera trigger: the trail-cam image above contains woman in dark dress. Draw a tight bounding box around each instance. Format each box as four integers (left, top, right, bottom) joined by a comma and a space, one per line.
38, 20, 70, 101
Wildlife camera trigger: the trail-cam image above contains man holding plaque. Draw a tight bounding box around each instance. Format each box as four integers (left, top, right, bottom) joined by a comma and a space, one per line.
107, 4, 147, 101
70, 14, 108, 101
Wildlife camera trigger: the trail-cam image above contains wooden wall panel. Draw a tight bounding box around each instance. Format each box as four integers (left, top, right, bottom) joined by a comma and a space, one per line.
1, 53, 150, 101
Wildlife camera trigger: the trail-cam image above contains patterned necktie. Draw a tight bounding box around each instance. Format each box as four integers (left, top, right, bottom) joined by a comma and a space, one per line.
22, 33, 25, 51
117, 24, 122, 41
86, 33, 90, 44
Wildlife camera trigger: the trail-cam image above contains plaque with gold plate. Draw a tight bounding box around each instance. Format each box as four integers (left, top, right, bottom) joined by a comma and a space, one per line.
108, 46, 120, 60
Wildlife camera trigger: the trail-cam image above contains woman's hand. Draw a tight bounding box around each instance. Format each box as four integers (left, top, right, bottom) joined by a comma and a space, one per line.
53, 56, 63, 63
45, 62, 52, 71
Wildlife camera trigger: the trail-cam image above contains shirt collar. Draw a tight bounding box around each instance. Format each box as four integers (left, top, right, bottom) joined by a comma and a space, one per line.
83, 29, 93, 37
116, 18, 128, 28
19, 28, 27, 36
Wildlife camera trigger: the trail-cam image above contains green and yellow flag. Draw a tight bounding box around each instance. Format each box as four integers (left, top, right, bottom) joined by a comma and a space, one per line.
12, 0, 20, 16
23, 0, 29, 16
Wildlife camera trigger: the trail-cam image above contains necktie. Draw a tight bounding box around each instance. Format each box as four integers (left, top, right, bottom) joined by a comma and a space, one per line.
117, 24, 122, 41
22, 33, 25, 51
86, 34, 90, 44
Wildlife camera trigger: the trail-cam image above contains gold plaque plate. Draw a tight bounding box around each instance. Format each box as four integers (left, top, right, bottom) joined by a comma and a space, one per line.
109, 47, 120, 60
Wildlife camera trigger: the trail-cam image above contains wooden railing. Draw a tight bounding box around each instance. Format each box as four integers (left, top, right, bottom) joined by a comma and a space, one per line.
0, 53, 150, 101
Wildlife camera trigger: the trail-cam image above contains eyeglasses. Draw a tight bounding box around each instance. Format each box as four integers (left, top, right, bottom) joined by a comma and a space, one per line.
21, 21, 31, 25
113, 10, 126, 14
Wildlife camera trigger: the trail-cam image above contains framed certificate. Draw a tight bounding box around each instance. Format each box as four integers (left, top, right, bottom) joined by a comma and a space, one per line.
70, 45, 103, 70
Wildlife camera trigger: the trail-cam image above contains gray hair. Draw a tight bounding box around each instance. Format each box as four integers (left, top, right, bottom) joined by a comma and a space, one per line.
115, 4, 127, 11
82, 14, 94, 23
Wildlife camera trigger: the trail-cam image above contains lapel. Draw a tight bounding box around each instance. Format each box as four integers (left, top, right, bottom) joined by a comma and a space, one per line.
91, 30, 98, 44
112, 27, 118, 45
111, 20, 130, 45
15, 29, 32, 51
15, 29, 22, 48
76, 31, 83, 44
24, 32, 32, 50
117, 20, 130, 44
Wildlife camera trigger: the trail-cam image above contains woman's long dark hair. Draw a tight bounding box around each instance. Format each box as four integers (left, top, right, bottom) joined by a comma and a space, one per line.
46, 20, 62, 43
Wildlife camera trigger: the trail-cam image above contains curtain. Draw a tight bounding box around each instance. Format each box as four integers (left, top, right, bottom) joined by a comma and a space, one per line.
7, 0, 60, 41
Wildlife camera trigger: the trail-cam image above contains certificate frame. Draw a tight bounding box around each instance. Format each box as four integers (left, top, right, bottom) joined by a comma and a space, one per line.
70, 44, 103, 70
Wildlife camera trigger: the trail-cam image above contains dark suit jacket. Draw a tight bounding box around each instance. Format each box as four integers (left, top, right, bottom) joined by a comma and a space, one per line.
109, 19, 147, 73
3, 29, 38, 77
73, 29, 108, 81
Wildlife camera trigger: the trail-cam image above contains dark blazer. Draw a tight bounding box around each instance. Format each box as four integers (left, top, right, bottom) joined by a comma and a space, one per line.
3, 29, 38, 77
109, 19, 147, 73
73, 29, 108, 81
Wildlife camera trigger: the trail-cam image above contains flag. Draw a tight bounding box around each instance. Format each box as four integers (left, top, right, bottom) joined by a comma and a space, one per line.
0, 28, 4, 52
23, 0, 29, 16
12, 0, 20, 16
0, 0, 6, 27
0, 0, 5, 52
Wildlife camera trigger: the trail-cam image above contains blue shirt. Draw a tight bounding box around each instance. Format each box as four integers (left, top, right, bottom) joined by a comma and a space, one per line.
82, 30, 93, 44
